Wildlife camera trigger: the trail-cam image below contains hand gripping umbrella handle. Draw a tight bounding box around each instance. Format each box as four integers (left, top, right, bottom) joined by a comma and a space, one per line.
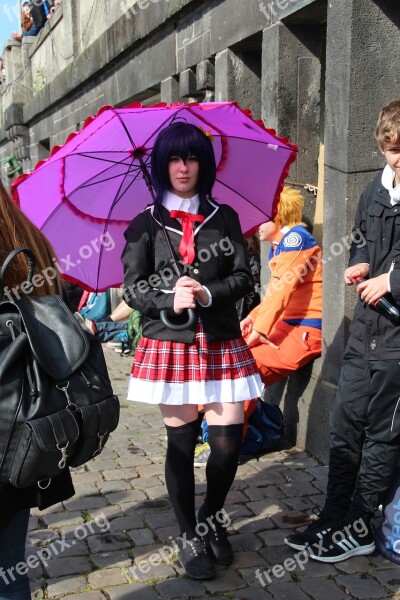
160, 308, 196, 331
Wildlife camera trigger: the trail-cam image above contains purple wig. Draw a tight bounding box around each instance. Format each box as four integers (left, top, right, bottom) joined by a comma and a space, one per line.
150, 122, 216, 207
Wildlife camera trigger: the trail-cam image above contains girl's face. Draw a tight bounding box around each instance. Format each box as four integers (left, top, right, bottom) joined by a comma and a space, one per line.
258, 220, 278, 242
168, 154, 199, 199
23, 4, 31, 16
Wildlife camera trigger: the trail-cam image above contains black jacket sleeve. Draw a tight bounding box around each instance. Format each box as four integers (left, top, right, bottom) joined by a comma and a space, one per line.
348, 187, 370, 268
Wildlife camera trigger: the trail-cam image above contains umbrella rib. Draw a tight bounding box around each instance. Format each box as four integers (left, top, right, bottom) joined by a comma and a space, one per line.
214, 177, 273, 221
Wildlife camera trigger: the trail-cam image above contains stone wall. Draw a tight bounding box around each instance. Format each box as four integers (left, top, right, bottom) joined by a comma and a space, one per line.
1, 0, 399, 461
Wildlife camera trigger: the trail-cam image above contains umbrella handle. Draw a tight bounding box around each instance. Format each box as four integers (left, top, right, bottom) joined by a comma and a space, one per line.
160, 308, 196, 331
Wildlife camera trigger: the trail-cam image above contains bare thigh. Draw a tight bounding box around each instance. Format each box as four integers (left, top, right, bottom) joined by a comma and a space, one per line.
204, 402, 244, 425
159, 404, 200, 427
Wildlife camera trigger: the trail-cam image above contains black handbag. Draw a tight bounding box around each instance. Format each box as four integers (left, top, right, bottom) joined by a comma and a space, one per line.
0, 248, 120, 488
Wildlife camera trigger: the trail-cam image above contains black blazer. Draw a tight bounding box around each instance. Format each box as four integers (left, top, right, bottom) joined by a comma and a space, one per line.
122, 200, 252, 343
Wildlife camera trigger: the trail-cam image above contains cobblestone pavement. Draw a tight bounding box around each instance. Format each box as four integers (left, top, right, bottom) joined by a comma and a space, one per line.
27, 346, 400, 600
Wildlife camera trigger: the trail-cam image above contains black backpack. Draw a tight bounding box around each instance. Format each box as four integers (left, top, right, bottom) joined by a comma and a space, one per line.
0, 248, 120, 489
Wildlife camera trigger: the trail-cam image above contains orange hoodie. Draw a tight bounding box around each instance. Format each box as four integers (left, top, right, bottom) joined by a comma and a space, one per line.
250, 225, 322, 337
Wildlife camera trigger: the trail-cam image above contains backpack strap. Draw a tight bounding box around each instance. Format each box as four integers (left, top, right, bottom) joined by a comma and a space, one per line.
0, 247, 36, 299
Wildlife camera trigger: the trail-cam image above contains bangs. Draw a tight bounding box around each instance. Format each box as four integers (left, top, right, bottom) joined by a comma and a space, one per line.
163, 125, 202, 160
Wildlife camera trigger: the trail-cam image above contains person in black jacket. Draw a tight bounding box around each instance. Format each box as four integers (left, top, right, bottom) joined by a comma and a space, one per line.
0, 179, 74, 599
122, 123, 263, 579
285, 98, 400, 563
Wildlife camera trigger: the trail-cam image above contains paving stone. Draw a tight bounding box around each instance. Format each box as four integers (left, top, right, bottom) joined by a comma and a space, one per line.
96, 481, 132, 494
29, 516, 39, 531
259, 544, 299, 567
234, 514, 275, 534
42, 511, 85, 528
53, 539, 88, 557
231, 533, 264, 552
240, 564, 291, 587
333, 555, 373, 574
300, 576, 348, 599
63, 496, 108, 511
144, 512, 177, 529
146, 485, 171, 500
102, 468, 139, 481
368, 553, 400, 570
307, 465, 330, 481
117, 455, 153, 468
106, 582, 162, 599
270, 511, 310, 530
31, 503, 64, 517
87, 533, 131, 553
336, 574, 385, 598
64, 592, 106, 600
281, 496, 317, 513
154, 525, 180, 542
105, 489, 147, 504
46, 575, 87, 597
130, 477, 162, 490
46, 556, 92, 578
244, 486, 286, 502
278, 481, 321, 497
135, 464, 165, 478
88, 568, 128, 588
234, 551, 267, 568
129, 561, 176, 582
267, 581, 312, 599
225, 489, 249, 504
87, 459, 119, 471
71, 484, 101, 498
109, 514, 144, 532
233, 586, 275, 599
27, 529, 59, 547
155, 577, 205, 598
246, 501, 287, 517
203, 569, 248, 593
30, 581, 45, 599
127, 528, 155, 546
373, 568, 400, 593
91, 550, 132, 569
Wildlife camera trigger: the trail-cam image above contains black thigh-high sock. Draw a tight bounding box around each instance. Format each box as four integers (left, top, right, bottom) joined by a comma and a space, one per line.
164, 416, 202, 539
205, 423, 243, 516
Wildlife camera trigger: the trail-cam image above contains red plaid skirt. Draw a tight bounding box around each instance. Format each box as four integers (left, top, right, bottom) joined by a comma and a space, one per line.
128, 319, 263, 405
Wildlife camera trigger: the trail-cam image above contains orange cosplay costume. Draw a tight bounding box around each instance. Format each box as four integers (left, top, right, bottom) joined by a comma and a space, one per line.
244, 224, 322, 421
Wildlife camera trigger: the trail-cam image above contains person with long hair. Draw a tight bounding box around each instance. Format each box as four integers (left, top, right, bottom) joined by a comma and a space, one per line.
122, 123, 263, 580
0, 179, 74, 600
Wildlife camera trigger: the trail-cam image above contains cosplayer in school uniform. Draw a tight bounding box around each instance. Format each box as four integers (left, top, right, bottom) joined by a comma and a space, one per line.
122, 123, 263, 580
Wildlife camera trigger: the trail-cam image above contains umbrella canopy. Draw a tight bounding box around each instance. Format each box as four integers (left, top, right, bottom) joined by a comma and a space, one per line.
12, 101, 297, 291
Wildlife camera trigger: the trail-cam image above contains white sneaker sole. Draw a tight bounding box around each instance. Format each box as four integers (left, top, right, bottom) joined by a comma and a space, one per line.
284, 538, 307, 551
309, 541, 375, 563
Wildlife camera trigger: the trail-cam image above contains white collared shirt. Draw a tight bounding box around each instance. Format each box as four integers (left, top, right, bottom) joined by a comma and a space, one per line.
163, 191, 200, 214
382, 165, 400, 205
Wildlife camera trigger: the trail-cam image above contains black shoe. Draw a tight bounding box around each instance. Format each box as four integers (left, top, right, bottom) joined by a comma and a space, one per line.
284, 512, 343, 551
308, 517, 375, 563
197, 504, 233, 566
177, 536, 216, 579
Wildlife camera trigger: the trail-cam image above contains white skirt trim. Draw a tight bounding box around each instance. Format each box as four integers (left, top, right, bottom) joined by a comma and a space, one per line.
127, 373, 264, 405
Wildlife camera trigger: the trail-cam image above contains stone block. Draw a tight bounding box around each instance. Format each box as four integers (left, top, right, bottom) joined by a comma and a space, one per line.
179, 68, 199, 98
196, 59, 214, 91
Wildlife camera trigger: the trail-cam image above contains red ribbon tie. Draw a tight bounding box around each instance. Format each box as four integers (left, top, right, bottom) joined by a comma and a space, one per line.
170, 210, 205, 265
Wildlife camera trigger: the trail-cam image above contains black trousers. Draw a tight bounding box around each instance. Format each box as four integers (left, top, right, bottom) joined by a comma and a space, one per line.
325, 348, 400, 519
